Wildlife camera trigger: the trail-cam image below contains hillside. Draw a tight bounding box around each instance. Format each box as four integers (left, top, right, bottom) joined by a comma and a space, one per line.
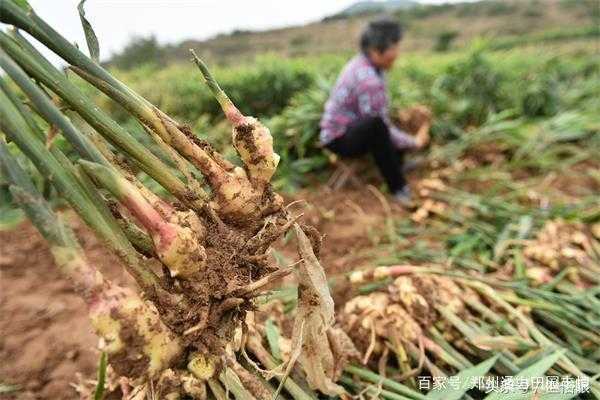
107, 0, 599, 68
334, 0, 419, 18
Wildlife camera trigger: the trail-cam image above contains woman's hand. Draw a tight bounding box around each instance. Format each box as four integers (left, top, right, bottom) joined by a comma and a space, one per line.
396, 105, 432, 150
415, 121, 431, 149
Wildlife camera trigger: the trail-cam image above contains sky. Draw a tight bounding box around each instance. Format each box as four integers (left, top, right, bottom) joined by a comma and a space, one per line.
16, 0, 472, 64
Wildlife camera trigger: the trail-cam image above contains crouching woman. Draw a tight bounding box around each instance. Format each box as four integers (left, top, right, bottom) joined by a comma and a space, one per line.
319, 18, 429, 203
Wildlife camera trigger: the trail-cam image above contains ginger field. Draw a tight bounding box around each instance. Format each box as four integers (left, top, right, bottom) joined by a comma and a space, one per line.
1, 1, 599, 399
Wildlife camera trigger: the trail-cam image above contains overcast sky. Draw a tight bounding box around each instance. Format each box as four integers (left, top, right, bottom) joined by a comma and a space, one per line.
18, 0, 471, 64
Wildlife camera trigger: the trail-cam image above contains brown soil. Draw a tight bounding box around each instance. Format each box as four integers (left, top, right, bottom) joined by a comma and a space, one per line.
286, 185, 409, 274
0, 183, 407, 399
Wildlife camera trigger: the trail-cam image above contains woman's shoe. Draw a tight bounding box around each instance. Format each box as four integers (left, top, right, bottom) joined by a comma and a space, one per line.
393, 186, 412, 206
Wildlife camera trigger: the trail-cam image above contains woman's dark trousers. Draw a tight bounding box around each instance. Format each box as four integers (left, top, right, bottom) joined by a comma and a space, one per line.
325, 116, 406, 193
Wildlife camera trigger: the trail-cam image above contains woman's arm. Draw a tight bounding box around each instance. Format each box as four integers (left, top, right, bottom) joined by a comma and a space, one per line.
356, 79, 418, 150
